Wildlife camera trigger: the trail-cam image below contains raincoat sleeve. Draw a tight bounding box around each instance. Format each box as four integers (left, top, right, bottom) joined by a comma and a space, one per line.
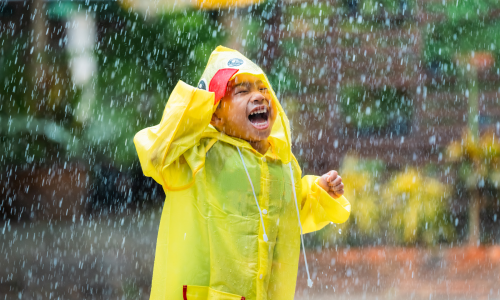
133, 80, 214, 189
293, 159, 351, 234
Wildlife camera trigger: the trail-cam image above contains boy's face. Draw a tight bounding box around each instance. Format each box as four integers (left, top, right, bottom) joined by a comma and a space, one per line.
211, 74, 277, 143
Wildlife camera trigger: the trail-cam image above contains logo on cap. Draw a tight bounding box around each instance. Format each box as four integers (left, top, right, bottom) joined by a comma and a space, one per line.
227, 58, 244, 67
198, 79, 207, 90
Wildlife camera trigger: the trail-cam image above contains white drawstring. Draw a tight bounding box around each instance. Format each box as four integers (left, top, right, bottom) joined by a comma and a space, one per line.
235, 146, 311, 286
236, 147, 268, 242
289, 162, 313, 288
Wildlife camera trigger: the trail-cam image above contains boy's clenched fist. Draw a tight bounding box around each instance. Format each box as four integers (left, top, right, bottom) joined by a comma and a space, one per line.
318, 170, 344, 199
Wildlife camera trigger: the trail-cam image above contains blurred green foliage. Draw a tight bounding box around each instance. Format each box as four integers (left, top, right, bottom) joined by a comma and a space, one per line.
88, 4, 221, 167
0, 3, 222, 169
0, 19, 81, 166
358, 0, 414, 17
424, 0, 500, 68
283, 1, 336, 33
339, 85, 413, 131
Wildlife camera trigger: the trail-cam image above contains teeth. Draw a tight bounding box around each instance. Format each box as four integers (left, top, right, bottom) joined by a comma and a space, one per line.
250, 107, 267, 116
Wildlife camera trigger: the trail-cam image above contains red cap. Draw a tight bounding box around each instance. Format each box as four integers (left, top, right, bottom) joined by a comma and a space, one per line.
209, 68, 239, 105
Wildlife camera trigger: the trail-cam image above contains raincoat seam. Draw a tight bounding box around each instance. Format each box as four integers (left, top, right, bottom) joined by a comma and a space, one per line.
162, 162, 205, 191
259, 159, 271, 298
207, 188, 214, 297
204, 138, 218, 154
162, 138, 215, 192
275, 164, 285, 218
290, 157, 307, 210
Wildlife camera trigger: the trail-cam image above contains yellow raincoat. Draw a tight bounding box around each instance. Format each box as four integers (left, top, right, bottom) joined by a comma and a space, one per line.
134, 46, 350, 300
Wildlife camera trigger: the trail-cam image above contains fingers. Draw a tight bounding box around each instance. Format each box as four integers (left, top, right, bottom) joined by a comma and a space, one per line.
326, 170, 338, 182
321, 170, 345, 199
328, 175, 342, 185
331, 182, 344, 192
328, 188, 344, 199
319, 174, 329, 190
328, 176, 342, 187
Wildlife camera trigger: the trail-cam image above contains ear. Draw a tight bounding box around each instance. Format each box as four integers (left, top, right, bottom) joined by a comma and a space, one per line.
210, 109, 224, 129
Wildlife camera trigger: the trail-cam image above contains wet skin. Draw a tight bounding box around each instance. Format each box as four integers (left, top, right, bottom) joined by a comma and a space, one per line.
210, 74, 277, 155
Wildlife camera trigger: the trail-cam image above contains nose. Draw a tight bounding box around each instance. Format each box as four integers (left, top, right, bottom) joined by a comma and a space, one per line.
250, 90, 267, 104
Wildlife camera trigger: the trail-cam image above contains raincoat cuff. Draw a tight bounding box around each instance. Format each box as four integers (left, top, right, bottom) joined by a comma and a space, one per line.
307, 176, 351, 224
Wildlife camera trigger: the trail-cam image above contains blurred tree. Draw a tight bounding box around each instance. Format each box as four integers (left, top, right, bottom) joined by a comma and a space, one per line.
83, 4, 223, 210
0, 2, 80, 167
2, 2, 221, 168
447, 129, 500, 245
88, 3, 221, 168
1, 2, 223, 214
425, 0, 500, 246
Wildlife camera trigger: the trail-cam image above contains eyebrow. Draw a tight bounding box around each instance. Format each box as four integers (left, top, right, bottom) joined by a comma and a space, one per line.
232, 80, 264, 88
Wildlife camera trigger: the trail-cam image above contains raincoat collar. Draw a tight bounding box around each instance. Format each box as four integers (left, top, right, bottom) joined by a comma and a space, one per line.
202, 125, 281, 161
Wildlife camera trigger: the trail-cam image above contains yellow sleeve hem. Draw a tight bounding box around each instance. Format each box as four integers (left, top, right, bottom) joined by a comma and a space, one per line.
312, 177, 351, 223
300, 175, 351, 227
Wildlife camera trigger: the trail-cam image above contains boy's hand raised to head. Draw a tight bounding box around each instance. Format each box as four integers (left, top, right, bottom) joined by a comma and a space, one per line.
318, 170, 344, 199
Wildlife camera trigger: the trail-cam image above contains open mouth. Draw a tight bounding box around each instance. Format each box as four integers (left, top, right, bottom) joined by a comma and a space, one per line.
248, 105, 270, 130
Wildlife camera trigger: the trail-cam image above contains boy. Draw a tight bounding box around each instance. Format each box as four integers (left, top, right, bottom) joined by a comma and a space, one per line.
134, 46, 350, 300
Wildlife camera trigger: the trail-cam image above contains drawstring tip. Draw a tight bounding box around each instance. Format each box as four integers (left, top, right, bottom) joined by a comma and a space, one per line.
263, 233, 268, 242
307, 278, 313, 288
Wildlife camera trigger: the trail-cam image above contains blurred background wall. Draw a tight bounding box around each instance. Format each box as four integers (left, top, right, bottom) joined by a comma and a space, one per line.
1, 0, 500, 299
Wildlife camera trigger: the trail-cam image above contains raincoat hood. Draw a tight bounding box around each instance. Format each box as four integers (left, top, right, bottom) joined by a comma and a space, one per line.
198, 46, 292, 164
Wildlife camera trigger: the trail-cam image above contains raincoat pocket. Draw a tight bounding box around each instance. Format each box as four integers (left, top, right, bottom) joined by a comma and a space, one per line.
182, 285, 245, 300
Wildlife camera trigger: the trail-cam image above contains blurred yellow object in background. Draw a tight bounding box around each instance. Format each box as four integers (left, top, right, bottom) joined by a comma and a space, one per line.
195, 0, 262, 9
383, 169, 452, 244
118, 0, 262, 13
339, 155, 380, 236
